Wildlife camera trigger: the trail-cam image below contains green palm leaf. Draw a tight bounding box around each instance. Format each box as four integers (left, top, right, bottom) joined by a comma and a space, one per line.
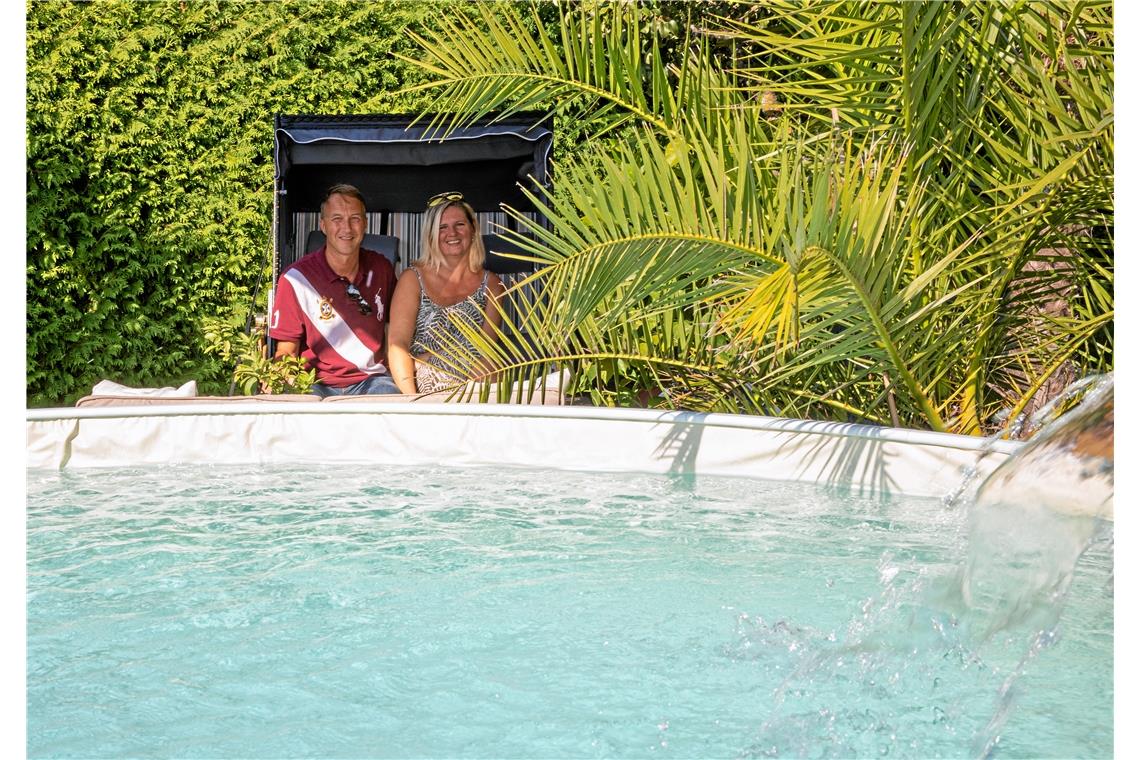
396, 0, 1112, 433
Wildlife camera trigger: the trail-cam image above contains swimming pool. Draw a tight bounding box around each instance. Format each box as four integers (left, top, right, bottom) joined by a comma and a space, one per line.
27, 461, 1112, 758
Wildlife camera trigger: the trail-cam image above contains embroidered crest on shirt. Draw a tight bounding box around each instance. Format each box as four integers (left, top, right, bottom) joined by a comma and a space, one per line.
374, 293, 385, 322
318, 296, 335, 321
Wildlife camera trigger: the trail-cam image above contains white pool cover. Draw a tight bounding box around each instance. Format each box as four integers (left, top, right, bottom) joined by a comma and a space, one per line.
26, 403, 1020, 499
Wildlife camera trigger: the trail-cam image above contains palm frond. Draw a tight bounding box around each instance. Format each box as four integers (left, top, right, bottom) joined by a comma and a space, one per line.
396, 0, 1112, 433
396, 2, 686, 140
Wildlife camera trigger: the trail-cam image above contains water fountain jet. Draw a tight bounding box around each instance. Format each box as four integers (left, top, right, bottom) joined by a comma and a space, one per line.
959, 374, 1113, 637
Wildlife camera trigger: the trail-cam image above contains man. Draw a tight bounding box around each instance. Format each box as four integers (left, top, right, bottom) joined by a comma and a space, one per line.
269, 184, 400, 396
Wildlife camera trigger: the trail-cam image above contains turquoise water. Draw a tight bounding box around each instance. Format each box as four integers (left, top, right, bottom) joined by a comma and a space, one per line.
27, 464, 1112, 758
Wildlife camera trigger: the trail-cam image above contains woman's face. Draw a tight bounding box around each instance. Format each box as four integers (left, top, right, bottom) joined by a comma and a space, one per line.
437, 205, 474, 260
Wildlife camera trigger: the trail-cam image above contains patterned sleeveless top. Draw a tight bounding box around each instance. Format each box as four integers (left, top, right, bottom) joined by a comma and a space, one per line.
410, 268, 491, 366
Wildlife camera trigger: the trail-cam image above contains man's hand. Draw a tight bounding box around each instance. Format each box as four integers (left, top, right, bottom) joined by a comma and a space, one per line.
263, 340, 301, 394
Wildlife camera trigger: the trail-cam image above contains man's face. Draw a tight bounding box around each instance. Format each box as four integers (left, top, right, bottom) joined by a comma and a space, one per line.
319, 193, 366, 259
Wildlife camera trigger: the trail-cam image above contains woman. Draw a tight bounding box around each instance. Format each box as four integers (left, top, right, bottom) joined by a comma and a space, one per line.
388, 191, 505, 394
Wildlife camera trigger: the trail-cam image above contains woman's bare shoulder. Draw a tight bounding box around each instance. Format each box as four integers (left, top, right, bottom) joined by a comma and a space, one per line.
393, 266, 423, 294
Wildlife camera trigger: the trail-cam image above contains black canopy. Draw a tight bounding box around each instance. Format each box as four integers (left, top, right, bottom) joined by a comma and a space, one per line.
272, 113, 553, 277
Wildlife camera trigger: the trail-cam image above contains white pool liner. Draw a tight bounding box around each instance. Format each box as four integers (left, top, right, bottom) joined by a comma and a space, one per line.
26, 403, 1019, 499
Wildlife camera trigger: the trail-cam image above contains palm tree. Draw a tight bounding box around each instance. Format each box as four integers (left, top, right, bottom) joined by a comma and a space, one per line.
398, 0, 1113, 435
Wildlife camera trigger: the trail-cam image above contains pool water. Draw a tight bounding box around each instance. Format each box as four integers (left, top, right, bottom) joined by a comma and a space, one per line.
26, 464, 1113, 758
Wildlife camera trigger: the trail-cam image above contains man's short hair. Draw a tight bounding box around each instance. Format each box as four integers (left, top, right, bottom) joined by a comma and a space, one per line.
320, 184, 367, 215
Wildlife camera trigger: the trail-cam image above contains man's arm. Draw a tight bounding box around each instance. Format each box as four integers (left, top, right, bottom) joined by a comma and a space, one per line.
270, 274, 304, 362
266, 276, 304, 392
274, 340, 300, 359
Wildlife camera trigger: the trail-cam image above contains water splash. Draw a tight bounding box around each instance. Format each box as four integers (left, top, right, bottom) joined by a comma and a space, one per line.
956, 374, 1114, 755
959, 374, 1113, 635
987, 374, 1112, 512
750, 375, 1114, 758
942, 374, 1111, 512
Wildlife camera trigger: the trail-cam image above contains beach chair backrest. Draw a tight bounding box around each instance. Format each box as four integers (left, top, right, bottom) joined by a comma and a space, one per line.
302, 230, 400, 268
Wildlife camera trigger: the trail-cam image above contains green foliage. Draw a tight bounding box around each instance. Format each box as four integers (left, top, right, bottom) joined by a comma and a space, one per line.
26, 0, 440, 406
398, 0, 1113, 434
235, 336, 315, 396
201, 314, 315, 395
27, 0, 1113, 435
199, 313, 313, 395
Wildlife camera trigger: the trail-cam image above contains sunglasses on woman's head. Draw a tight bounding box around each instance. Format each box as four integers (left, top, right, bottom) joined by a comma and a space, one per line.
427, 191, 464, 208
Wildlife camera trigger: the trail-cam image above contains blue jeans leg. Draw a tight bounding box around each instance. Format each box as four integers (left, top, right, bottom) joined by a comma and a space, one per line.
312, 374, 401, 398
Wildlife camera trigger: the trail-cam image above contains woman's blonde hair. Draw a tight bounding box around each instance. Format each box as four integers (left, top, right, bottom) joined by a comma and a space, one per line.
419, 197, 486, 273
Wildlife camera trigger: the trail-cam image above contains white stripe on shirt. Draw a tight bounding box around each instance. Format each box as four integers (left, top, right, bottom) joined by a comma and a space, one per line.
283, 268, 386, 374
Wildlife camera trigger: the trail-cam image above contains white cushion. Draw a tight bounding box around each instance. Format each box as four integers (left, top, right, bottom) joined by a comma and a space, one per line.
90, 380, 198, 398
454, 369, 569, 404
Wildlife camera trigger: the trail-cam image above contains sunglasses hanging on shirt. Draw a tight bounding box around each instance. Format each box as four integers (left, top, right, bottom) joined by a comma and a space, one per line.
338, 277, 372, 315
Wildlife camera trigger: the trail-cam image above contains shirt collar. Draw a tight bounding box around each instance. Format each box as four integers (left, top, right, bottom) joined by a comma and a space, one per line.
316, 246, 363, 285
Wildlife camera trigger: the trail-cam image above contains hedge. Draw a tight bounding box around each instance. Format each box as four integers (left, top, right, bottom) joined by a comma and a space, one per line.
26, 0, 444, 406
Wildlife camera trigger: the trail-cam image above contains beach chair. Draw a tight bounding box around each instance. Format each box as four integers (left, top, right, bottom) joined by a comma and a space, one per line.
258, 113, 556, 388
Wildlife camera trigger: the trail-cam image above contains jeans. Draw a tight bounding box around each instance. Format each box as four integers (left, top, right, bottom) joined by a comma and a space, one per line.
312, 373, 400, 398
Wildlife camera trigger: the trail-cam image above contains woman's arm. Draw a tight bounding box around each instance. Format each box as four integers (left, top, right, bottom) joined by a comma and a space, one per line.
475, 273, 506, 381
483, 272, 505, 336
387, 269, 422, 394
